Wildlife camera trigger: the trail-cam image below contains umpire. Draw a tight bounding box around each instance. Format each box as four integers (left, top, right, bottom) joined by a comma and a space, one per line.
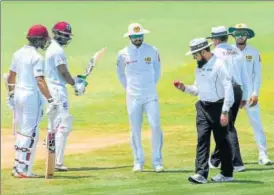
173, 38, 234, 184
207, 26, 249, 172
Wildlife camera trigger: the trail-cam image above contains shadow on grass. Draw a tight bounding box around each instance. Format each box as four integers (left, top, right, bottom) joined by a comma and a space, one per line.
245, 167, 274, 172
53, 175, 96, 179
142, 169, 193, 173
229, 180, 264, 184
244, 161, 259, 165
68, 165, 131, 172
205, 180, 264, 184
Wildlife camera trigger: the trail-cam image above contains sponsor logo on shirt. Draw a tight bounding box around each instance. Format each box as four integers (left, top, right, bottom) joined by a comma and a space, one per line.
126, 60, 138, 64
223, 50, 238, 56
144, 57, 152, 64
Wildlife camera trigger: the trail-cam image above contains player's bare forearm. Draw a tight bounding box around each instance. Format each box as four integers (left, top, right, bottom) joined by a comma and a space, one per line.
7, 71, 16, 92
36, 76, 53, 100
57, 64, 75, 86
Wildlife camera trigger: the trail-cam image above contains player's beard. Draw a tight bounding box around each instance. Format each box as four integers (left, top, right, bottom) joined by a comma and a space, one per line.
197, 56, 208, 68
131, 38, 143, 47
236, 37, 247, 46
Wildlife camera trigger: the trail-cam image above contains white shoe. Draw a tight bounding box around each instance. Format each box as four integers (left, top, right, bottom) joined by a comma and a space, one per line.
234, 166, 246, 172
211, 173, 233, 182
188, 174, 207, 184
208, 159, 219, 169
132, 164, 143, 172
55, 164, 68, 171
155, 165, 164, 173
259, 158, 272, 165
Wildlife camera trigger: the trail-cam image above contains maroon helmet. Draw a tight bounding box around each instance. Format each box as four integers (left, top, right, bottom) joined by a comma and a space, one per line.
52, 21, 73, 46
27, 24, 50, 49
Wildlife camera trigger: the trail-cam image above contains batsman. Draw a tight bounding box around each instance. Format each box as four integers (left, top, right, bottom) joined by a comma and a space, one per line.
6, 24, 58, 178
44, 21, 86, 171
116, 23, 164, 172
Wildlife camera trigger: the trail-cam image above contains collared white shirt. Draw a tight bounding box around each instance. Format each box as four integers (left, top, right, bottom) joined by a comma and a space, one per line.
45, 39, 68, 87
10, 45, 44, 91
116, 43, 161, 98
185, 55, 234, 112
232, 44, 261, 97
213, 42, 249, 100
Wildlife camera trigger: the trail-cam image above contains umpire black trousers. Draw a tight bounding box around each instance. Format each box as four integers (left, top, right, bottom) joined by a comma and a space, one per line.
195, 100, 233, 178
210, 85, 244, 167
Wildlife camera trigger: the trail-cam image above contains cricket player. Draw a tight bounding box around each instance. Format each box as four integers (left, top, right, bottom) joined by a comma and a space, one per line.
116, 23, 164, 172
44, 21, 86, 171
228, 24, 272, 165
207, 26, 249, 172
6, 24, 58, 178
174, 38, 234, 184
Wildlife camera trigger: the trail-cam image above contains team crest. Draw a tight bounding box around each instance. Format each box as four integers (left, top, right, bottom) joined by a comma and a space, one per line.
246, 55, 252, 61
145, 57, 152, 64
236, 24, 242, 28
133, 26, 140, 33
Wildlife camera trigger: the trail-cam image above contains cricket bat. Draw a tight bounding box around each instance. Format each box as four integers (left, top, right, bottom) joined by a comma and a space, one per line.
45, 118, 55, 179
77, 47, 107, 83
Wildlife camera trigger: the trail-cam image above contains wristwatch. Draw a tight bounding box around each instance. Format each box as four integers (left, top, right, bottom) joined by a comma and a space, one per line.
47, 98, 54, 103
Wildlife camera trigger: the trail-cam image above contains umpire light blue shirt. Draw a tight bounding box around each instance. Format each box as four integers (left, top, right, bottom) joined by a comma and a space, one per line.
185, 55, 234, 112
213, 42, 249, 101
116, 43, 161, 98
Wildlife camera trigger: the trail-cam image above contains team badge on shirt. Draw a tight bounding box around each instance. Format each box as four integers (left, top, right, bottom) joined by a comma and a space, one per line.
144, 57, 152, 64
246, 55, 253, 61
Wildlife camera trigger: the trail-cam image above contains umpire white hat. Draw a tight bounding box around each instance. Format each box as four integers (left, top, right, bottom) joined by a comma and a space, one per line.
206, 26, 231, 39
186, 38, 213, 56
123, 23, 150, 37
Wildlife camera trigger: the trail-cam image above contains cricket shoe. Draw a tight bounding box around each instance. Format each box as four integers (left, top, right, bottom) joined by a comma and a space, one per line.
188, 174, 207, 184
211, 173, 234, 182
132, 164, 143, 173
234, 166, 246, 172
13, 172, 40, 178
154, 165, 164, 173
55, 164, 68, 171
259, 157, 272, 166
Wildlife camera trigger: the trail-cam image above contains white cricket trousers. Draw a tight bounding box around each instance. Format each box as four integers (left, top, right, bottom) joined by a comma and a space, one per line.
13, 88, 43, 175
47, 83, 73, 166
245, 104, 269, 159
126, 95, 163, 167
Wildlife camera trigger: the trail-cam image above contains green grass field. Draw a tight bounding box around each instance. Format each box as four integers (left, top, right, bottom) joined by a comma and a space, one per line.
1, 1, 274, 195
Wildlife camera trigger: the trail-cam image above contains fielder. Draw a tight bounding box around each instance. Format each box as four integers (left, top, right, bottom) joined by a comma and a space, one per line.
207, 26, 249, 172
228, 24, 272, 165
116, 23, 164, 172
44, 21, 86, 171
6, 24, 58, 178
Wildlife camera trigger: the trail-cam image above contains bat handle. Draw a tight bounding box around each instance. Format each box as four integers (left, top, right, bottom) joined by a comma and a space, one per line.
77, 75, 89, 86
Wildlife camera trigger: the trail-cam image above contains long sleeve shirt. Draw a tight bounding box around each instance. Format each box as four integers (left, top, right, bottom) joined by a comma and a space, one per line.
184, 55, 234, 112
233, 44, 262, 97
213, 43, 249, 101
116, 43, 161, 98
